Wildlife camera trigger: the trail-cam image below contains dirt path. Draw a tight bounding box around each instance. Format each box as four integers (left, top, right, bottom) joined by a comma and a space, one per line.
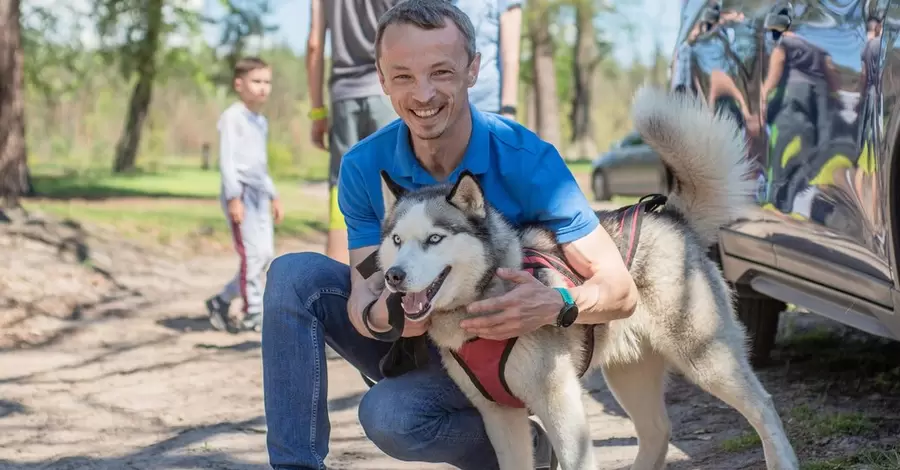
3, 201, 900, 469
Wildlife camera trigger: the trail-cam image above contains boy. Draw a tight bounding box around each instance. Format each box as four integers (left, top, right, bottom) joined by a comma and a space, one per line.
206, 56, 284, 333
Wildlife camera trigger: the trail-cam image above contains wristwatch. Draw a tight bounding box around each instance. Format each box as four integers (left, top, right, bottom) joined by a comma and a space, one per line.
553, 287, 579, 328
499, 105, 517, 116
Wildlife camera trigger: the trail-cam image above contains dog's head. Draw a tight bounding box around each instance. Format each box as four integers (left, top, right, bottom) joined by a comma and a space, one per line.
377, 170, 495, 322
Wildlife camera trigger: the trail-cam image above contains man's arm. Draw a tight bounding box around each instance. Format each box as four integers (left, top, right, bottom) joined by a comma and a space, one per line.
499, 2, 522, 116
562, 226, 639, 325
348, 246, 392, 339
306, 0, 326, 111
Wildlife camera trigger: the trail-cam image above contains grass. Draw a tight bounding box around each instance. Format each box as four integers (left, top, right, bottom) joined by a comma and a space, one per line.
22, 161, 327, 250
19, 157, 608, 250
801, 448, 900, 470
566, 159, 593, 175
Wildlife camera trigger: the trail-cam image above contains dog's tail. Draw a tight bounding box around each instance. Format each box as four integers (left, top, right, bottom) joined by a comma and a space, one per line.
631, 85, 756, 246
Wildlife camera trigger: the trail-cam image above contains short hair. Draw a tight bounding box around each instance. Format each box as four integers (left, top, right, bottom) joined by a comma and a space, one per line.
375, 0, 477, 66
233, 56, 269, 82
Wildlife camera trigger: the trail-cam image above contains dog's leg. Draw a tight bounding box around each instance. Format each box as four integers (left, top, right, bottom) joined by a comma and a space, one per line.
670, 342, 799, 470
474, 402, 533, 470
522, 368, 596, 470
602, 351, 671, 470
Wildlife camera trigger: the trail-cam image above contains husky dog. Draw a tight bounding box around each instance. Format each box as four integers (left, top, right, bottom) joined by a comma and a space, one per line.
374, 86, 799, 470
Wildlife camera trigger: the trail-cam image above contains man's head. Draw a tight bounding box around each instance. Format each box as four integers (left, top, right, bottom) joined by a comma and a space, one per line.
233, 56, 272, 111
375, 0, 480, 141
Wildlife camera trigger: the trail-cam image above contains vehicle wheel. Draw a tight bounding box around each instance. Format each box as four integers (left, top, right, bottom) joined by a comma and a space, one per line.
734, 294, 784, 367
592, 170, 610, 201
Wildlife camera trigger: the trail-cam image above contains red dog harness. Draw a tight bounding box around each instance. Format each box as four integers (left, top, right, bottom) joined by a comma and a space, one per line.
449, 195, 666, 409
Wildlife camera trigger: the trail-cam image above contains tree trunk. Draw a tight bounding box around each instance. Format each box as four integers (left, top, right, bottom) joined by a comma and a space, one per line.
569, 0, 599, 160
113, 0, 163, 173
528, 0, 562, 151
525, 83, 537, 131
0, 0, 29, 208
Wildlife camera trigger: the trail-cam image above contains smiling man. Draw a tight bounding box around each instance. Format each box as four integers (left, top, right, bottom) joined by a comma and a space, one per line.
260, 1, 638, 469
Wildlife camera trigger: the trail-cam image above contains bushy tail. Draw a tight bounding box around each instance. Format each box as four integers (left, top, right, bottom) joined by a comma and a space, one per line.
631, 86, 756, 246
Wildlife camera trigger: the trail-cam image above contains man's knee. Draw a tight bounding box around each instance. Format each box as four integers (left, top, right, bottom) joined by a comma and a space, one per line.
265, 252, 348, 306
357, 380, 442, 461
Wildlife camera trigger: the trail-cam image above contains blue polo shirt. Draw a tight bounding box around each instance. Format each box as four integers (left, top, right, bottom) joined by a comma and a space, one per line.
337, 104, 599, 250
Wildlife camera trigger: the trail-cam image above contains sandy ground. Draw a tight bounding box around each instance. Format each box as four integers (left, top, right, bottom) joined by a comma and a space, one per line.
3, 184, 900, 469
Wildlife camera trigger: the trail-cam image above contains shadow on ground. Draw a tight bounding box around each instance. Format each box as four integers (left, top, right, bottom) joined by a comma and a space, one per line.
0, 417, 270, 470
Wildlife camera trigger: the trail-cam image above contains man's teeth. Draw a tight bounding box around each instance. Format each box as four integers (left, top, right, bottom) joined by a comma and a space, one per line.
413, 108, 439, 118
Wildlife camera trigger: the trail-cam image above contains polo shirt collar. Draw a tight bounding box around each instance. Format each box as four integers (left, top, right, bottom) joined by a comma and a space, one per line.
392, 102, 490, 185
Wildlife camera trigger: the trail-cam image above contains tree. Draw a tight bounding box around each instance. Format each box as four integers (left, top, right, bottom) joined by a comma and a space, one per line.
569, 0, 610, 159
528, 0, 563, 150
0, 0, 30, 208
96, 0, 166, 173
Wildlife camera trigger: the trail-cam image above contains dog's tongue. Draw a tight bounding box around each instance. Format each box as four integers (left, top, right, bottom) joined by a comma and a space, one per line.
401, 291, 428, 314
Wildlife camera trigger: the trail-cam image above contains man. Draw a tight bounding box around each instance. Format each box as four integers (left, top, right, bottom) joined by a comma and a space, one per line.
451, 0, 522, 118
262, 1, 638, 469
306, 0, 399, 264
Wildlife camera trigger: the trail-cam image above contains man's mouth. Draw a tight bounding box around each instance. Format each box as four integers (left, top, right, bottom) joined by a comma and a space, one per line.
399, 266, 452, 321
411, 106, 445, 120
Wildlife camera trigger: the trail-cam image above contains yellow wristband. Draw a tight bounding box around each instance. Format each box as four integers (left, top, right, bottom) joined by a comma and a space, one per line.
308, 107, 328, 120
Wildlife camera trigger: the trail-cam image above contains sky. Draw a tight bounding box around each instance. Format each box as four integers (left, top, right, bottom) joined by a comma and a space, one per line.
200, 0, 683, 67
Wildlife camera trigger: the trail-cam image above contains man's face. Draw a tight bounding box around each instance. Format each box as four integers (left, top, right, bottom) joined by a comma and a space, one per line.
235, 67, 272, 108
377, 20, 480, 141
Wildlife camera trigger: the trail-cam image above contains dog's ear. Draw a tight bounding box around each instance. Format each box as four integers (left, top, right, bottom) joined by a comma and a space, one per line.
447, 170, 486, 218
380, 170, 407, 213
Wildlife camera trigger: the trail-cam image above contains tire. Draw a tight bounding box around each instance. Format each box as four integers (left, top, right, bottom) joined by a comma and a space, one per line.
592, 170, 610, 201
735, 295, 784, 367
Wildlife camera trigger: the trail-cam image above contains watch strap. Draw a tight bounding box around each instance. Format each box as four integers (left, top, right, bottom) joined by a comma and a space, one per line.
554, 287, 574, 306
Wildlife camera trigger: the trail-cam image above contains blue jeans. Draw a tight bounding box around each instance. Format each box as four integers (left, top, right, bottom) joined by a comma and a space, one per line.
261, 252, 501, 470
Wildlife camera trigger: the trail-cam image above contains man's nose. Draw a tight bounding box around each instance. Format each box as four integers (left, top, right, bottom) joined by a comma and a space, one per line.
412, 79, 437, 104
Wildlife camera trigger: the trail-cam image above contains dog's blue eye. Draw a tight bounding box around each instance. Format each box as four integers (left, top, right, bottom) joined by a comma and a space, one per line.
392, 234, 401, 245
427, 234, 444, 244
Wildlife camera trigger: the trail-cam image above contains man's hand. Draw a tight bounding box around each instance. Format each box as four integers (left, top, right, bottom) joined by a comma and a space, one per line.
311, 118, 329, 151
460, 268, 563, 340
227, 198, 244, 225
353, 290, 431, 338
272, 198, 285, 224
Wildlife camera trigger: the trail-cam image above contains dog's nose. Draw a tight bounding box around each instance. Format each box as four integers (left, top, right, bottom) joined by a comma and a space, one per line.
384, 267, 406, 288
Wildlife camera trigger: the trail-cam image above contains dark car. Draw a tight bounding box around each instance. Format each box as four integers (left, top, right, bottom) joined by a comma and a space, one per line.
589, 131, 670, 201
673, 0, 899, 364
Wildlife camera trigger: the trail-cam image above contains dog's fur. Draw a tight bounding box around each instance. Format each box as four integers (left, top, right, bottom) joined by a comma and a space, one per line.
375, 86, 799, 470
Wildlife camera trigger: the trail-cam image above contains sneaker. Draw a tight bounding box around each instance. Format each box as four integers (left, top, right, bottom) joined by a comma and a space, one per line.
205, 295, 231, 331
240, 312, 263, 332
530, 416, 557, 469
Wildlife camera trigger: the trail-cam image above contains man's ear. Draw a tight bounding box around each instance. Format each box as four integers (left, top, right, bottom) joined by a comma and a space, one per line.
447, 170, 486, 218
467, 52, 481, 88
380, 170, 407, 214
377, 63, 389, 95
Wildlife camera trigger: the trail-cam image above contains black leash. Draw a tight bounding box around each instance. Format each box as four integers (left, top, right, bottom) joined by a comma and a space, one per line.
356, 251, 430, 378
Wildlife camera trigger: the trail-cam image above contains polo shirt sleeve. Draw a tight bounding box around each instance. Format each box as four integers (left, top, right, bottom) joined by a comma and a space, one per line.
521, 143, 599, 244
337, 159, 382, 250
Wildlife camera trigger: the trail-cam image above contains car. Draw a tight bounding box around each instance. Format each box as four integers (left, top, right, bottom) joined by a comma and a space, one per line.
675, 1, 899, 364
589, 131, 670, 201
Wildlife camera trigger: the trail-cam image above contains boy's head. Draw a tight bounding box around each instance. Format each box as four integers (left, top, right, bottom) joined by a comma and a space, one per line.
233, 56, 272, 110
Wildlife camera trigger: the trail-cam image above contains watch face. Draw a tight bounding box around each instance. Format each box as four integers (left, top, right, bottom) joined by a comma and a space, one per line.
559, 304, 579, 327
